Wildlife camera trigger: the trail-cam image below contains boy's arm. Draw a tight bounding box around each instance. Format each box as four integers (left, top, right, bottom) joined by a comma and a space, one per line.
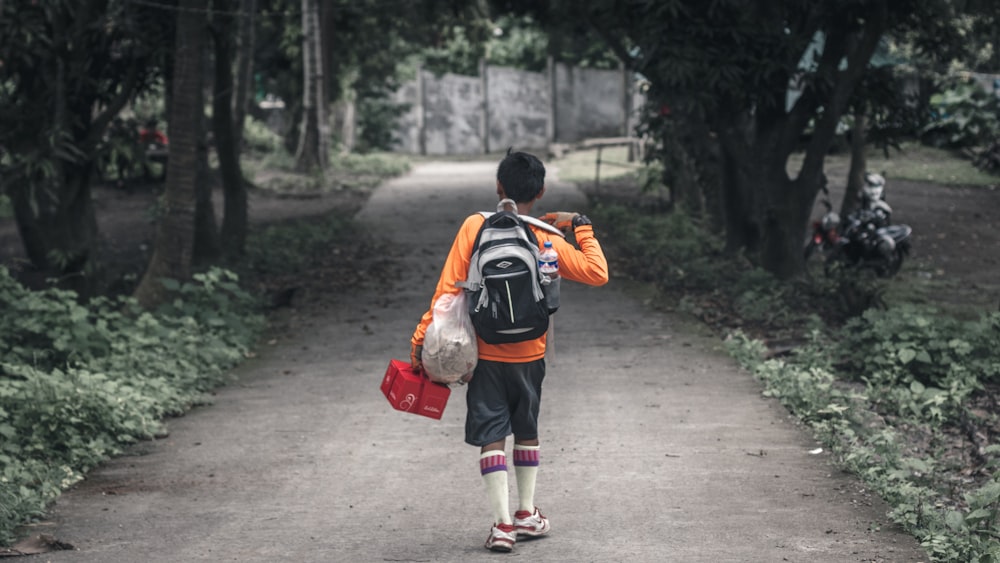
549, 219, 609, 286
411, 215, 482, 351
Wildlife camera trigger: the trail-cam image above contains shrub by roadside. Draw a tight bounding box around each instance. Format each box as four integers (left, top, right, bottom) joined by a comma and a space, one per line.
0, 267, 264, 545
586, 188, 1000, 561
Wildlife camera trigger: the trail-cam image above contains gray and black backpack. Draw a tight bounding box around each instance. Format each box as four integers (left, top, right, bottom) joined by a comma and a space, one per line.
457, 200, 562, 344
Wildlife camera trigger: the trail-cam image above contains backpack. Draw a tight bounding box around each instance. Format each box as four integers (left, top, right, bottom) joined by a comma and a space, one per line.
457, 200, 563, 345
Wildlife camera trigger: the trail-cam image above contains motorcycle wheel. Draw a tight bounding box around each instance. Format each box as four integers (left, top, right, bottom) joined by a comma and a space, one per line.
878, 248, 905, 278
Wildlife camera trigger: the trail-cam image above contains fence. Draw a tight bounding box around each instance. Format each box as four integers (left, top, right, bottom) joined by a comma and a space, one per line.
390, 58, 646, 156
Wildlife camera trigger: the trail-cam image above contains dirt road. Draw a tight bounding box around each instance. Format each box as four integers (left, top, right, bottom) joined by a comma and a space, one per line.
37, 161, 927, 562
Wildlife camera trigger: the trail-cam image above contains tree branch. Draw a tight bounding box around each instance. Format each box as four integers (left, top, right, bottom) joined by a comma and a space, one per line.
84, 68, 142, 156
798, 2, 888, 184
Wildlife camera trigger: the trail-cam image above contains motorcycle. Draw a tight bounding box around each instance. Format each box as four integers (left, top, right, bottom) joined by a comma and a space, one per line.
804, 173, 913, 278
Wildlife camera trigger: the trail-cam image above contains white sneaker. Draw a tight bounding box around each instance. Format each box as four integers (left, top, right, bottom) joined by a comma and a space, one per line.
485, 522, 516, 552
513, 507, 550, 537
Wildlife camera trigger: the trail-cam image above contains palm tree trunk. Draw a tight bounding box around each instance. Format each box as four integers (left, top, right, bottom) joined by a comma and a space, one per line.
134, 0, 205, 308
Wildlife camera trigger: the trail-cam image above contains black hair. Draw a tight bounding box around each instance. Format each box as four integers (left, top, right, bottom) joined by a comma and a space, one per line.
496, 148, 545, 203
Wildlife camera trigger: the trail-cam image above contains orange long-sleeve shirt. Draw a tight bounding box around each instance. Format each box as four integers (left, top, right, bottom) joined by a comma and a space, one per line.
412, 214, 609, 363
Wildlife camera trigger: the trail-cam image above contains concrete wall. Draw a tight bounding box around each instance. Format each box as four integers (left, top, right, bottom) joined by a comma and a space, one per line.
422, 72, 484, 155
485, 65, 550, 152
391, 81, 421, 154
391, 60, 642, 155
553, 63, 627, 142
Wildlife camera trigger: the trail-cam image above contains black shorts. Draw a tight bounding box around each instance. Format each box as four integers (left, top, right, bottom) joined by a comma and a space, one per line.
464, 358, 546, 447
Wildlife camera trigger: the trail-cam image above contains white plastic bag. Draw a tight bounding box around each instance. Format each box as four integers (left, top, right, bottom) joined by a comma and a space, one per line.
422, 292, 477, 384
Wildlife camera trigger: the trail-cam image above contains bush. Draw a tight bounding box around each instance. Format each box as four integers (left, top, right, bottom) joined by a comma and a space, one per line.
922, 78, 1000, 149
834, 306, 1000, 422
242, 115, 283, 154
0, 267, 264, 545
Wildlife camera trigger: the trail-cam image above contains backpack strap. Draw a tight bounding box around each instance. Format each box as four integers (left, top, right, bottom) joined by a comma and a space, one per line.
477, 211, 566, 238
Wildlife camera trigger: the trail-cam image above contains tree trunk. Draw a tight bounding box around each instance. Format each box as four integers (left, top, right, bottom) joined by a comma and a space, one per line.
213, 0, 248, 259
759, 174, 815, 279
716, 120, 762, 256
232, 0, 257, 151
194, 130, 221, 265
841, 110, 867, 216
10, 166, 100, 294
134, 0, 205, 308
294, 0, 328, 172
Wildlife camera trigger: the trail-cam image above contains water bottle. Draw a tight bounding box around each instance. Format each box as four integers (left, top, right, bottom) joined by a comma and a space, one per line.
538, 241, 560, 312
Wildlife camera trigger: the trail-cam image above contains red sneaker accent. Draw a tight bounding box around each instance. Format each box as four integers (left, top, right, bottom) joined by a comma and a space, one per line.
485, 523, 517, 552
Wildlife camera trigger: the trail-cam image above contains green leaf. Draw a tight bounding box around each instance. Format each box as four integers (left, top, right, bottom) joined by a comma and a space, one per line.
898, 348, 917, 364
944, 510, 966, 531
910, 381, 925, 394
915, 350, 932, 363
964, 508, 992, 523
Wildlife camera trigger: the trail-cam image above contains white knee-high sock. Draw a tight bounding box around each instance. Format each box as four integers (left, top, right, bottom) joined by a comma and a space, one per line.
513, 444, 540, 513
480, 451, 511, 525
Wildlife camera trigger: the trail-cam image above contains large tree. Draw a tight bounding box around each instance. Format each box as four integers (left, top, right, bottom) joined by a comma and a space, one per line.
211, 0, 253, 259
0, 0, 170, 295
293, 0, 329, 171
133, 0, 206, 308
518, 0, 965, 279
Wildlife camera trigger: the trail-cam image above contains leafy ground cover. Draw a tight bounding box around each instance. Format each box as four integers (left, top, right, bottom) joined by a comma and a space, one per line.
0, 150, 409, 547
557, 144, 1000, 561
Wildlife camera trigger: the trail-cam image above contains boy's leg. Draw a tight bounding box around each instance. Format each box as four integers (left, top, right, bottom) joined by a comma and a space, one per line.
479, 441, 511, 526
481, 440, 517, 552
512, 439, 540, 512
512, 438, 550, 536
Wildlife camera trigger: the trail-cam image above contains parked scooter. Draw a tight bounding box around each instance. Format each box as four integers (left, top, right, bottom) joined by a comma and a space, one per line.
805, 173, 913, 277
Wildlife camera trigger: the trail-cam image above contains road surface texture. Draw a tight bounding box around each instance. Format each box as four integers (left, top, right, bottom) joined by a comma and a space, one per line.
37, 161, 928, 562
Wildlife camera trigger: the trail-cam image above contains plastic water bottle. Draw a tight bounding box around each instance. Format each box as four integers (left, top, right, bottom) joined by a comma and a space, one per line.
539, 241, 559, 279
538, 241, 560, 312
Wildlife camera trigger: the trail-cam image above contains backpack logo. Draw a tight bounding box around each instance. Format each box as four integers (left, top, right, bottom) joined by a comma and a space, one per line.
496, 261, 514, 269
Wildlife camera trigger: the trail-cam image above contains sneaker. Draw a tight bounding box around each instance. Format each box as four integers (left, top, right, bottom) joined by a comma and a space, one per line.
485, 523, 517, 552
513, 507, 550, 537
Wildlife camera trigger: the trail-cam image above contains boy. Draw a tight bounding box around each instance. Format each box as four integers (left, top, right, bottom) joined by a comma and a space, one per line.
409, 151, 609, 552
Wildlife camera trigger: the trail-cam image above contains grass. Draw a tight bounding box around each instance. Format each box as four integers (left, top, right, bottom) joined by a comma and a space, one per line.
790, 141, 999, 188
867, 143, 998, 186
549, 146, 639, 184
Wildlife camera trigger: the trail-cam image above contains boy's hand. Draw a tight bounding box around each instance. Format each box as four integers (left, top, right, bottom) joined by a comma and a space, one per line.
540, 212, 579, 233
410, 343, 423, 371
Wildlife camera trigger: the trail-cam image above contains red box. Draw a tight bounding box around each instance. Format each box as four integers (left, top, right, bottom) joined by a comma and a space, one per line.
381, 359, 451, 420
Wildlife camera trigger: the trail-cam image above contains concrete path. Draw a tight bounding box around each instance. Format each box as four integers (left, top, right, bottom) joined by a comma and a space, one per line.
39, 161, 927, 562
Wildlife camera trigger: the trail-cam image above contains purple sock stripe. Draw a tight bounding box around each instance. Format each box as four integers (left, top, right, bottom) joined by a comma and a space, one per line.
480, 454, 507, 475
513, 449, 540, 466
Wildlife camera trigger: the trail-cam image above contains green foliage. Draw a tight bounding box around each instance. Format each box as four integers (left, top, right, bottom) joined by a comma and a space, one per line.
246, 216, 354, 276
356, 96, 410, 153
0, 195, 11, 219
595, 180, 1000, 559
330, 152, 410, 185
241, 115, 283, 154
727, 330, 1000, 561
923, 78, 1000, 149
484, 14, 549, 72
591, 203, 724, 285
835, 306, 1000, 423
0, 267, 264, 545
591, 202, 887, 330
